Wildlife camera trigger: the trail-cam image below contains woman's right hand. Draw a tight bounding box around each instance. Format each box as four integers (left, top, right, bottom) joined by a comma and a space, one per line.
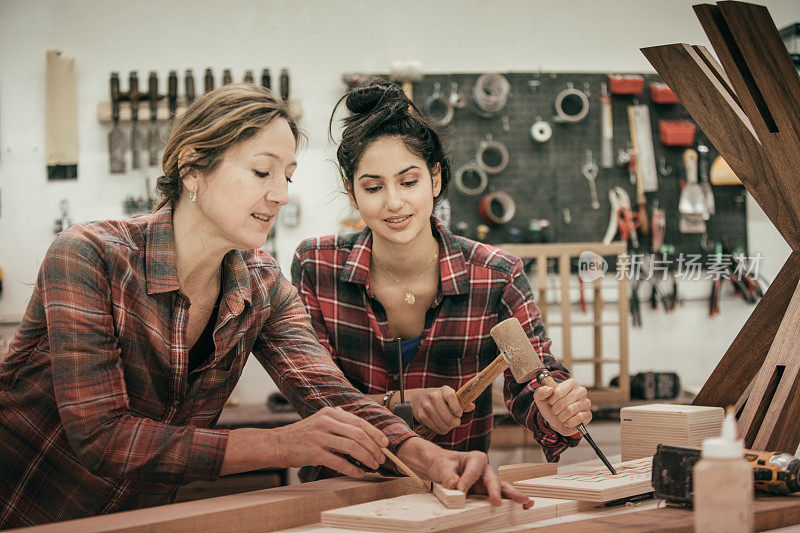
404, 386, 475, 435
271, 406, 389, 477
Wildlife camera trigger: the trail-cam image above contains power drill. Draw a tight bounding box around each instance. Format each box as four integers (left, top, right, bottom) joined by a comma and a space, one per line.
652, 443, 800, 504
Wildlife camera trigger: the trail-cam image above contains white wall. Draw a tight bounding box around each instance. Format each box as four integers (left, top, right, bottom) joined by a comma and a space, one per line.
1, 0, 797, 403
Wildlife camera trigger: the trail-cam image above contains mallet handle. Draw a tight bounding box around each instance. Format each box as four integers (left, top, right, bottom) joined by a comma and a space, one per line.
413, 354, 508, 440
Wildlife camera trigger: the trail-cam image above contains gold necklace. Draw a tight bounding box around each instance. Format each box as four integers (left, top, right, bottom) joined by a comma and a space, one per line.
373, 251, 439, 305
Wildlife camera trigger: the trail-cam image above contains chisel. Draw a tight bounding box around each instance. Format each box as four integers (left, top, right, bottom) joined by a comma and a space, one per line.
108, 72, 125, 174
185, 69, 196, 105
147, 71, 159, 167
129, 71, 141, 170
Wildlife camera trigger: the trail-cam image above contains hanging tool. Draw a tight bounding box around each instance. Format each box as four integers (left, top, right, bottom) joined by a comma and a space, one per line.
448, 82, 465, 109
697, 142, 715, 218
167, 70, 178, 120
710, 155, 741, 185
603, 187, 640, 248
678, 148, 707, 233
204, 68, 214, 93
147, 71, 160, 167
554, 82, 589, 123
650, 202, 666, 254
628, 104, 657, 235
389, 60, 423, 101
490, 318, 617, 475
600, 82, 613, 169
129, 71, 141, 170
261, 68, 271, 90
653, 443, 800, 504
108, 72, 125, 174
279, 68, 290, 101
581, 149, 600, 210
45, 50, 78, 181
184, 69, 196, 105
53, 199, 72, 236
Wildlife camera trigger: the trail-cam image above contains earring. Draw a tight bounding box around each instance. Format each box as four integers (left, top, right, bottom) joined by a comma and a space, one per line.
189, 189, 197, 203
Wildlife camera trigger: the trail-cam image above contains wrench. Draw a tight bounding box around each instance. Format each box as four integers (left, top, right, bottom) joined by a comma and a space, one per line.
582, 149, 600, 209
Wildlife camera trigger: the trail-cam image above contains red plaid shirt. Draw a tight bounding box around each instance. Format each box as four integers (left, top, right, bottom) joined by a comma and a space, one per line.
292, 217, 580, 460
0, 205, 414, 527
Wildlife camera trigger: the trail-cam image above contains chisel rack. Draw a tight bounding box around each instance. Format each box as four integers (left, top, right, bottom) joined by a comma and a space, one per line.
499, 241, 630, 404
643, 1, 800, 453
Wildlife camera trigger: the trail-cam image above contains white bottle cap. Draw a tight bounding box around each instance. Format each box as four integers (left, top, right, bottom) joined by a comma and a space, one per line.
702, 410, 743, 459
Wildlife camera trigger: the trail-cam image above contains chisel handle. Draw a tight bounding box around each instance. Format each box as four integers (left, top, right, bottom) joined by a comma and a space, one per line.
110, 73, 120, 124
413, 354, 508, 440
185, 69, 196, 104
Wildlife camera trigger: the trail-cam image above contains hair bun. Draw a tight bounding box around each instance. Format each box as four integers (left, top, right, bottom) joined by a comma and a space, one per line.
346, 81, 406, 114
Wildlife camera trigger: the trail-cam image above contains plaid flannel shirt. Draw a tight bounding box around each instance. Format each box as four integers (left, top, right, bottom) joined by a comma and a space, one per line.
292, 216, 580, 460
0, 205, 415, 527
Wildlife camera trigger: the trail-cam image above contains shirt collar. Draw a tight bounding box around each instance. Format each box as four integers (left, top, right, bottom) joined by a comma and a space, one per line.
339, 215, 470, 296
145, 204, 252, 309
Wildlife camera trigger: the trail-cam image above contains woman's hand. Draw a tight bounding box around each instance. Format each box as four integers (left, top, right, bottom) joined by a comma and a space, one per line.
396, 438, 533, 508
533, 378, 592, 437
403, 386, 475, 435
271, 406, 388, 477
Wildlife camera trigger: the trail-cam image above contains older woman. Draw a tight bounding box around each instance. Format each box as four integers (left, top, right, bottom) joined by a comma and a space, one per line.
0, 85, 530, 528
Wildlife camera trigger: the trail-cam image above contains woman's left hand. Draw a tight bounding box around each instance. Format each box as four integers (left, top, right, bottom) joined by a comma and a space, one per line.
396, 438, 533, 508
533, 378, 592, 437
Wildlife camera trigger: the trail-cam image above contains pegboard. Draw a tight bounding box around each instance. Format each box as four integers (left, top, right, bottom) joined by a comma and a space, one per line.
407, 73, 748, 258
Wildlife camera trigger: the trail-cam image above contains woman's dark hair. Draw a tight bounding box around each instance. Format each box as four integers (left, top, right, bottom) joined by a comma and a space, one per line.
154, 84, 302, 211
330, 79, 451, 205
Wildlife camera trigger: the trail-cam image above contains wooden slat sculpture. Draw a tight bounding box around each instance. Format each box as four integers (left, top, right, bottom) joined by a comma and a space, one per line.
642, 1, 800, 453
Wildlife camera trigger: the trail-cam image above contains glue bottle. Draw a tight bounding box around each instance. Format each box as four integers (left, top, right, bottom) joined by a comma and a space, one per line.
693, 409, 753, 532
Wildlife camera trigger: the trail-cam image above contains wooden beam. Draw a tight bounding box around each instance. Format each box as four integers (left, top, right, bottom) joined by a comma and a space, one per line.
14, 476, 421, 533
693, 251, 800, 409
641, 43, 800, 250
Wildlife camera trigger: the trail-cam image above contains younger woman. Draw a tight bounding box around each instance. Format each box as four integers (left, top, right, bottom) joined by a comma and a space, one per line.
292, 81, 592, 475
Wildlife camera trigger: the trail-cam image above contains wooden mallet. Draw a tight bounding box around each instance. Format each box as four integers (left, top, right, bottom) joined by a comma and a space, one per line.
413, 317, 542, 440
415, 317, 617, 475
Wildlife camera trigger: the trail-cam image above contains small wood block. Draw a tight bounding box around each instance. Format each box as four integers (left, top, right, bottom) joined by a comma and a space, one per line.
497, 462, 557, 483
432, 483, 466, 509
513, 457, 653, 503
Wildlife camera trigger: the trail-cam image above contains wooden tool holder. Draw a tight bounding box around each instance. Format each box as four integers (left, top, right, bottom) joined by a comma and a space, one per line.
643, 1, 800, 453
499, 241, 630, 404
96, 98, 303, 123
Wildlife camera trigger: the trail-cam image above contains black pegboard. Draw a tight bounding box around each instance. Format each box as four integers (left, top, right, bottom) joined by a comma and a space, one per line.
408, 73, 748, 258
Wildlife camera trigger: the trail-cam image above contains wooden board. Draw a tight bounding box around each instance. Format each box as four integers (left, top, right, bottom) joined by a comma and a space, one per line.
497, 463, 558, 483
528, 494, 800, 532
513, 457, 652, 502
737, 279, 800, 451
13, 476, 421, 533
319, 493, 592, 533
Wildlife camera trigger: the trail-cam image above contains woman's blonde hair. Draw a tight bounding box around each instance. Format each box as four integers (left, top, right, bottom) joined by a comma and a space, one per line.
155, 84, 301, 210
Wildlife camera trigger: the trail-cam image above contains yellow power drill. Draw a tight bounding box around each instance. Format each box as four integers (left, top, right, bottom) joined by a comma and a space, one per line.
652, 444, 800, 504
